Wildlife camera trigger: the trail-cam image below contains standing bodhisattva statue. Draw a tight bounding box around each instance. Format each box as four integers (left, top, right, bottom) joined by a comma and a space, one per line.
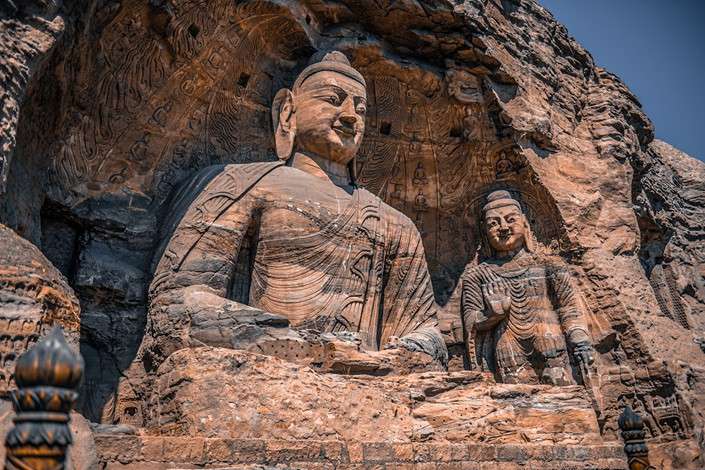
460, 190, 594, 385
146, 51, 446, 370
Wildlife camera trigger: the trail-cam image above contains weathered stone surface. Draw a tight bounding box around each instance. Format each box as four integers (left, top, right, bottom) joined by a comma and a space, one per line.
95, 435, 629, 469
95, 433, 630, 469
1, 0, 704, 467
0, 0, 70, 242
0, 223, 80, 393
148, 347, 602, 445
96, 346, 632, 468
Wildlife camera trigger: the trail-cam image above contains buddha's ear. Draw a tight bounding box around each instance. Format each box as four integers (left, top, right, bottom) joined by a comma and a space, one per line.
522, 214, 536, 253
272, 88, 296, 161
479, 220, 493, 261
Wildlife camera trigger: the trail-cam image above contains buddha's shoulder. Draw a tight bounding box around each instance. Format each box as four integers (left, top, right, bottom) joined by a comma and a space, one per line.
192, 161, 285, 197
220, 161, 285, 182
361, 189, 416, 227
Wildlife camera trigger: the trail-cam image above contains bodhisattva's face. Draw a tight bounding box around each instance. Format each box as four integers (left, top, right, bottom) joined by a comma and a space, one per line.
293, 71, 367, 165
484, 205, 527, 254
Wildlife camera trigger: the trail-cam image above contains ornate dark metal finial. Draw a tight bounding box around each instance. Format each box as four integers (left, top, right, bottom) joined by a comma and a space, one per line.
4, 327, 84, 470
618, 405, 655, 470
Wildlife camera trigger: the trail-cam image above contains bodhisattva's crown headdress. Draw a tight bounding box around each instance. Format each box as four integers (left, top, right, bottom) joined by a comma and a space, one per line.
272, 51, 366, 183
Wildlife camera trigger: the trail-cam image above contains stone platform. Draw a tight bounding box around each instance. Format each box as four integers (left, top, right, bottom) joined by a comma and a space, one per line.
95, 435, 628, 469
94, 348, 631, 469
146, 348, 605, 444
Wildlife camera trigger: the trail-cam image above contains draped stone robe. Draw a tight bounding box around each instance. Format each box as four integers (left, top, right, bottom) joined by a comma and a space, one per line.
148, 162, 443, 367
460, 253, 589, 383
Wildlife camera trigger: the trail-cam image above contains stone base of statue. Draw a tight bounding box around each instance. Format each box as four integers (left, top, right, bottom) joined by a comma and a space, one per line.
90, 343, 704, 469
147, 348, 603, 443
88, 347, 632, 469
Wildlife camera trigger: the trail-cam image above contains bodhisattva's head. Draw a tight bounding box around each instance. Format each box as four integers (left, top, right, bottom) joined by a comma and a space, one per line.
272, 51, 367, 171
481, 190, 531, 258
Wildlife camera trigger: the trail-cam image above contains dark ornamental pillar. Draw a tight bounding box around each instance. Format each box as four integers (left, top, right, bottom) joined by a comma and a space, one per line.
4, 328, 84, 470
618, 405, 655, 470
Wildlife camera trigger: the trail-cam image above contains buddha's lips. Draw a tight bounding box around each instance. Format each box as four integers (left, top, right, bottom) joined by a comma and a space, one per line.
333, 125, 356, 137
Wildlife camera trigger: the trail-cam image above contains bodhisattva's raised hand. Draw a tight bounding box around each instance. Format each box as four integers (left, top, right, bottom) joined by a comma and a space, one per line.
481, 281, 511, 319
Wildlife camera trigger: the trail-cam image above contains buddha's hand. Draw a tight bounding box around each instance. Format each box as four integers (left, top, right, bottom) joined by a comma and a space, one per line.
186, 288, 290, 348
384, 329, 448, 366
481, 281, 511, 319
569, 330, 594, 367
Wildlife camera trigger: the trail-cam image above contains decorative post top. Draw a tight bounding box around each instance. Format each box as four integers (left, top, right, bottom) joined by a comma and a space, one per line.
14, 327, 83, 390
618, 405, 644, 433
4, 327, 84, 470
618, 405, 654, 470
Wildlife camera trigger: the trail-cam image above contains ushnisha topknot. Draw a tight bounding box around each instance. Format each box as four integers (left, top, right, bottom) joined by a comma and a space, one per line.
293, 51, 366, 91
482, 190, 522, 213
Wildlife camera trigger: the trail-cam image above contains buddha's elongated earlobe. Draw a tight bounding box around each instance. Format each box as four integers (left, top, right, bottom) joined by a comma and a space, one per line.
523, 215, 535, 253
272, 88, 296, 161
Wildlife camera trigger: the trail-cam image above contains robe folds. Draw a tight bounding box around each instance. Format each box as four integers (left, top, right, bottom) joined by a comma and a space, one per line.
149, 162, 445, 366
460, 253, 590, 380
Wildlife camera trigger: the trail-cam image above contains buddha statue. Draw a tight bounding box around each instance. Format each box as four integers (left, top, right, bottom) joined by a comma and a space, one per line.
145, 51, 446, 372
460, 190, 594, 385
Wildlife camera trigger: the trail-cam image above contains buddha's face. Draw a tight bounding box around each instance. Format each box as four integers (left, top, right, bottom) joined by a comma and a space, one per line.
484, 205, 527, 254
292, 71, 367, 165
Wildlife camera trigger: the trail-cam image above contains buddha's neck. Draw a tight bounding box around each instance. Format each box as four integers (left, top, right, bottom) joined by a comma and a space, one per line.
493, 246, 527, 263
291, 152, 351, 187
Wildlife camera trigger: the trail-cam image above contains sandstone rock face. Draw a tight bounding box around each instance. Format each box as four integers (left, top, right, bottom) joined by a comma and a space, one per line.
0, 223, 80, 393
1, 0, 704, 467
150, 348, 601, 444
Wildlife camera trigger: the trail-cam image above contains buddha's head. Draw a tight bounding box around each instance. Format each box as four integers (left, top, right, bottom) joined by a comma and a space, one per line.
272, 51, 367, 175
481, 190, 532, 257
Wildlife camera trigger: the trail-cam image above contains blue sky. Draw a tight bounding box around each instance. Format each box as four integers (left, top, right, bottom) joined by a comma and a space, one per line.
538, 0, 705, 161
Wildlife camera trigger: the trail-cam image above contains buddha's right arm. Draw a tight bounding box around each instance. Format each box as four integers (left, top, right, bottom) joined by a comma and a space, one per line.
460, 276, 499, 333
147, 194, 289, 362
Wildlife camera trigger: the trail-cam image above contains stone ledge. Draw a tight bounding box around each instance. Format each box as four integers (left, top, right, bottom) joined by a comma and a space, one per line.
104, 463, 629, 470
95, 435, 628, 469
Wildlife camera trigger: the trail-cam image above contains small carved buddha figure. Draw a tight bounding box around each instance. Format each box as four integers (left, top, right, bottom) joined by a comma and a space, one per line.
146, 51, 446, 372
460, 190, 594, 385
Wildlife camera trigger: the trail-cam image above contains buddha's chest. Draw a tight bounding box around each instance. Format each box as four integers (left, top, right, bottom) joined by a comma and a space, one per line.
254, 180, 383, 252
482, 267, 552, 306
260, 197, 350, 239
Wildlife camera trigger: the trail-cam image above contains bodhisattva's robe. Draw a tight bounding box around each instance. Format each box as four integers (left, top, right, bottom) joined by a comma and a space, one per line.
460, 254, 590, 384
147, 162, 444, 367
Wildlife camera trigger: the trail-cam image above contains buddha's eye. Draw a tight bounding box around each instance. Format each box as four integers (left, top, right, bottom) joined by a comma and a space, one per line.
355, 97, 367, 115
323, 94, 341, 105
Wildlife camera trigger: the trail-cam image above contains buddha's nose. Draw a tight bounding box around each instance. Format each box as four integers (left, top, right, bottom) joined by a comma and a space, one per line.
338, 97, 358, 127
339, 113, 357, 129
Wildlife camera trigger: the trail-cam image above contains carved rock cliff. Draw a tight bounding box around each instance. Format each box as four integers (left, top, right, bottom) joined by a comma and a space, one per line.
1, 0, 704, 468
